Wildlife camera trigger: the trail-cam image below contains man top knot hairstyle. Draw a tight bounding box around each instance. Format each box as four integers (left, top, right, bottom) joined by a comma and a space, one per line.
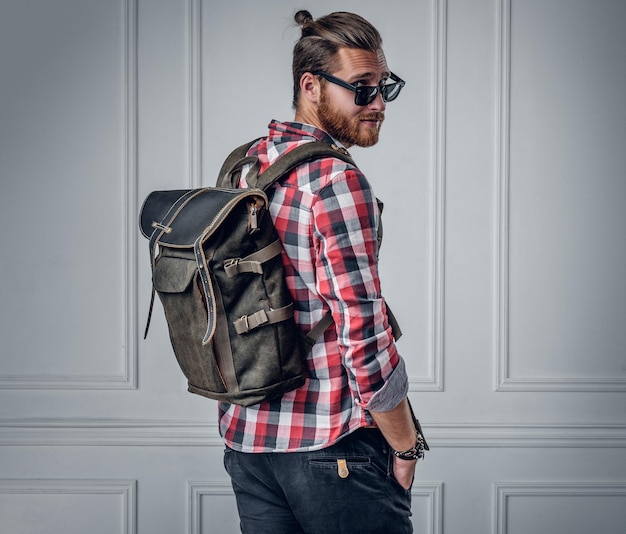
292, 10, 383, 109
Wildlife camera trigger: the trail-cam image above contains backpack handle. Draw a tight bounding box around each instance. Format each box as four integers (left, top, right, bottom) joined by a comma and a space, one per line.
220, 155, 260, 189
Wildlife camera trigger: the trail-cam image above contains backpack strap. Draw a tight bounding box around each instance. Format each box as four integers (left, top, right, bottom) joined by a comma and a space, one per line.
252, 141, 355, 191
216, 139, 356, 191
303, 311, 335, 350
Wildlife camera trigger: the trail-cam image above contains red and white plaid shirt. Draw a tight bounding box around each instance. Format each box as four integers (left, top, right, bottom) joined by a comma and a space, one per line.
218, 121, 408, 452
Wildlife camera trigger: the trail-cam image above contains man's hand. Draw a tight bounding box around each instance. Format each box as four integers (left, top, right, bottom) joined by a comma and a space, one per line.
392, 456, 417, 490
369, 398, 424, 490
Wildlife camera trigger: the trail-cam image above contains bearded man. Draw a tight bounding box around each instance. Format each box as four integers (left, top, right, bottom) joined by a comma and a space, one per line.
221, 10, 427, 534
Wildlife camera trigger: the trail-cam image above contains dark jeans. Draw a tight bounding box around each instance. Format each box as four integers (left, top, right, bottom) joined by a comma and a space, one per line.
224, 428, 413, 534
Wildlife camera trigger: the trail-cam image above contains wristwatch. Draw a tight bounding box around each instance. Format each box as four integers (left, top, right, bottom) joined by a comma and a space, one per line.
392, 409, 429, 461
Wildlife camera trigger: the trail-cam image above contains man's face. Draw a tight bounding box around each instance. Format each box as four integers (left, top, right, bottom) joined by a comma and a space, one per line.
317, 47, 389, 148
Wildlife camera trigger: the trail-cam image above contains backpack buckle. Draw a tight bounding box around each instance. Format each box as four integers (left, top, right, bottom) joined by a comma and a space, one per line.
234, 310, 270, 334
151, 221, 172, 234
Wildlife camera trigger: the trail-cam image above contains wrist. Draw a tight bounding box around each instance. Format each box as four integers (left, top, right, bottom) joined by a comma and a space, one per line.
392, 429, 428, 461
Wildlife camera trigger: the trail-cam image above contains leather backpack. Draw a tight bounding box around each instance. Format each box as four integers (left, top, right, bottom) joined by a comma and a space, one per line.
139, 140, 360, 406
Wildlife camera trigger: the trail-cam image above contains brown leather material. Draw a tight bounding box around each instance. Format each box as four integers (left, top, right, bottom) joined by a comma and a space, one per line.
212, 279, 240, 393
142, 186, 305, 406
224, 239, 283, 277
233, 304, 295, 335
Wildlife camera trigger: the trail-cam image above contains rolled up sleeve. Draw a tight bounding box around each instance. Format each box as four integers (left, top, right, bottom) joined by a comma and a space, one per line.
312, 169, 403, 408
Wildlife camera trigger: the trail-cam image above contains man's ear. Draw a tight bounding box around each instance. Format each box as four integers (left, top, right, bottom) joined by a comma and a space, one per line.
299, 72, 321, 104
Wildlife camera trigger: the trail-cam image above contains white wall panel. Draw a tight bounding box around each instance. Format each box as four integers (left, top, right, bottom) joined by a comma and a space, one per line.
496, 0, 626, 392
494, 483, 626, 534
189, 482, 240, 534
0, 480, 136, 534
411, 483, 444, 534
0, 0, 137, 390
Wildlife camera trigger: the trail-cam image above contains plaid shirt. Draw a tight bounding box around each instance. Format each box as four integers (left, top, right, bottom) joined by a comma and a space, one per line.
218, 121, 408, 453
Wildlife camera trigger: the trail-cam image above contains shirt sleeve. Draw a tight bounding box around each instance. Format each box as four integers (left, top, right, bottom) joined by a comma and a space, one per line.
311, 167, 406, 409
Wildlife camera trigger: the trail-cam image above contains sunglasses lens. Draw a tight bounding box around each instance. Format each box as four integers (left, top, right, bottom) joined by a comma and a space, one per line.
354, 86, 380, 106
355, 87, 379, 106
354, 83, 404, 105
382, 83, 402, 102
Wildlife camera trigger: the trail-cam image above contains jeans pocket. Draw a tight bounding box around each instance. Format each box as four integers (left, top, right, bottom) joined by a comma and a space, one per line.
388, 450, 414, 496
308, 454, 389, 486
310, 454, 369, 472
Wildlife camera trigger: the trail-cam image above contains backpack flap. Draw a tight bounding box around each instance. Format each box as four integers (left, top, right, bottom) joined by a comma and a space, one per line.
139, 189, 195, 239
140, 188, 267, 247
141, 187, 269, 344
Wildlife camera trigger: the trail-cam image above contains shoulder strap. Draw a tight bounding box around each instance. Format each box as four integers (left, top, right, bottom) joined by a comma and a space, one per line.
253, 141, 355, 191
216, 139, 356, 191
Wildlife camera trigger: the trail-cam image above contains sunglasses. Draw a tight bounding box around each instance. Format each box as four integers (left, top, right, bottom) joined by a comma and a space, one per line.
312, 71, 406, 106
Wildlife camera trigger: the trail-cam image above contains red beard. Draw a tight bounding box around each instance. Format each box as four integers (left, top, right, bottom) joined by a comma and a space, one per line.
318, 89, 385, 148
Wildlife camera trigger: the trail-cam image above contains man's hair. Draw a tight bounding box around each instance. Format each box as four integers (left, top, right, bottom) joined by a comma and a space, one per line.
292, 10, 383, 109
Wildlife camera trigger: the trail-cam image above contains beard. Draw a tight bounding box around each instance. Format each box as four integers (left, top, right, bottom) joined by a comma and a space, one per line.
317, 89, 384, 148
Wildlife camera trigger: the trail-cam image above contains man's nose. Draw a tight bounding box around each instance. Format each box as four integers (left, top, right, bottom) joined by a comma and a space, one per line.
368, 91, 386, 111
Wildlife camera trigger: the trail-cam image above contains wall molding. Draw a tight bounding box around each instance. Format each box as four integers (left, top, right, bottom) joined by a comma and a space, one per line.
428, 422, 626, 448
187, 0, 202, 189
0, 419, 221, 447
2, 419, 625, 448
188, 480, 442, 534
494, 0, 511, 394
493, 0, 626, 393
493, 482, 626, 534
123, 0, 139, 392
409, 0, 447, 393
0, 0, 139, 391
413, 482, 444, 534
424, 0, 447, 392
188, 482, 235, 534
0, 479, 137, 534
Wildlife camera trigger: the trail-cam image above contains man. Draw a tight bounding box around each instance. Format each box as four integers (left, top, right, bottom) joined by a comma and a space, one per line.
221, 10, 427, 534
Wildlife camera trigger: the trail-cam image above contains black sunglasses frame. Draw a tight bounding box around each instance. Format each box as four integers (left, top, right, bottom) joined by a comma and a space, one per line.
312, 71, 406, 106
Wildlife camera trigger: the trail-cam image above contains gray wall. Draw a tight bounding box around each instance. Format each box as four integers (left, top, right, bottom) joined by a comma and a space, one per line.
1, 0, 625, 532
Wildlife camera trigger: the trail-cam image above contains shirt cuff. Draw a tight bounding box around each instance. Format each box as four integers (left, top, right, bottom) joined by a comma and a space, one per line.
365, 356, 409, 412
